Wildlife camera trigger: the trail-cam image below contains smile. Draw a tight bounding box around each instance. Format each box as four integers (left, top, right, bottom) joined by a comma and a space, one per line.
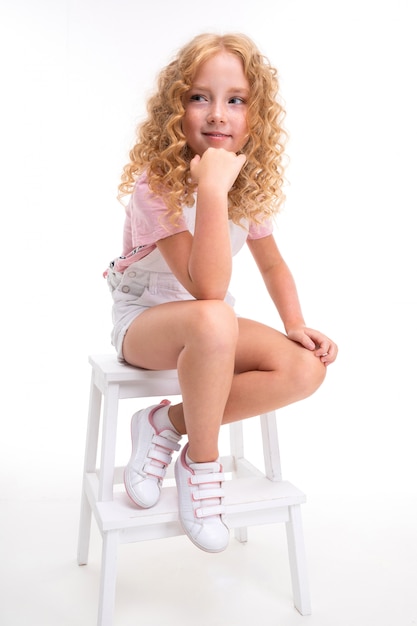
203, 132, 231, 138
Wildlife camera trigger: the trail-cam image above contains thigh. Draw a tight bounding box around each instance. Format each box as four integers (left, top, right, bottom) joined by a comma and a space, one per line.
122, 301, 195, 369
122, 299, 237, 370
235, 317, 312, 373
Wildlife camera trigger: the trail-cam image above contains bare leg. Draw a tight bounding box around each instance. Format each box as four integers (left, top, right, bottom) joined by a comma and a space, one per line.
123, 304, 326, 462
164, 317, 326, 434
226, 317, 327, 420
123, 299, 238, 462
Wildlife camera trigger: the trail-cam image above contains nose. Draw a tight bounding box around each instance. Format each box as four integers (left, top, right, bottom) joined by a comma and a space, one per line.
207, 101, 226, 124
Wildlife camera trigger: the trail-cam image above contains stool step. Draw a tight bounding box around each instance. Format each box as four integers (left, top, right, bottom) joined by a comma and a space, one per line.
85, 471, 305, 539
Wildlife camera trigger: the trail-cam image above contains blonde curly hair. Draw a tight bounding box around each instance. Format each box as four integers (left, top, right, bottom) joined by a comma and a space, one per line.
118, 33, 287, 225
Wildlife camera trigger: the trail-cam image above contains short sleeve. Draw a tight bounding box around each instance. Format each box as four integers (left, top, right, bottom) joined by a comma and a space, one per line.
126, 173, 188, 249
247, 218, 274, 240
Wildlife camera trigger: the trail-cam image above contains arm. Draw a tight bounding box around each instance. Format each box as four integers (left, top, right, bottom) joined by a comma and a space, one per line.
157, 148, 246, 300
247, 234, 338, 365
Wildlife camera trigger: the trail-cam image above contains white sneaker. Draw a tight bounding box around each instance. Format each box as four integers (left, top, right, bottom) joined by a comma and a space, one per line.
124, 400, 182, 508
174, 444, 229, 553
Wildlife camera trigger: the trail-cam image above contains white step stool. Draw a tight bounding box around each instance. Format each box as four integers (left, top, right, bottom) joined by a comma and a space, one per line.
77, 354, 311, 625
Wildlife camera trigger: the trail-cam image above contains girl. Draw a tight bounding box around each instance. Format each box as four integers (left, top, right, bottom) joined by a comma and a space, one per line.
106, 33, 338, 553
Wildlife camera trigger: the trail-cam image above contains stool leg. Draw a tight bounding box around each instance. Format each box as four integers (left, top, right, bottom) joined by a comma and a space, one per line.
234, 527, 248, 543
260, 412, 282, 481
286, 504, 311, 615
229, 421, 248, 543
98, 383, 120, 501
97, 530, 119, 626
78, 490, 92, 566
78, 374, 102, 565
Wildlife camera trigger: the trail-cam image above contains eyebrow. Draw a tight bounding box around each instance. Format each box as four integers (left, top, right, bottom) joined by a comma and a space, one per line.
191, 84, 249, 95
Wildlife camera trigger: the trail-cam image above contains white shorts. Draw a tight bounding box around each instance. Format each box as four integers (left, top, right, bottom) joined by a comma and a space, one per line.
106, 260, 195, 361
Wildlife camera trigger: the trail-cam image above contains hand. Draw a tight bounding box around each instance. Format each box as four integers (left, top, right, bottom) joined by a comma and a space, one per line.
286, 326, 338, 366
190, 147, 246, 193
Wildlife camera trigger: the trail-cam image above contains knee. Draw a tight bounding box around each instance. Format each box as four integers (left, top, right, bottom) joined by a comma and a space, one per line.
303, 351, 327, 396
290, 348, 327, 400
189, 300, 238, 351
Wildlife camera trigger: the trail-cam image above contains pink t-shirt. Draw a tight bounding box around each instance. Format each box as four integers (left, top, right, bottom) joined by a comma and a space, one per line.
112, 172, 273, 273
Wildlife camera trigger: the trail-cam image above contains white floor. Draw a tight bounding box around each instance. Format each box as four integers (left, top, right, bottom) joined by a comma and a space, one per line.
2, 487, 416, 626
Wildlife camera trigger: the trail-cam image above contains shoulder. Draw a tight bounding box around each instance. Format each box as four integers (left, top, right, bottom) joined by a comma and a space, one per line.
132, 171, 166, 208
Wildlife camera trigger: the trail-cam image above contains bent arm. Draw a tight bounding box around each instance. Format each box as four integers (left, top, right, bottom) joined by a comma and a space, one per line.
248, 234, 338, 364
247, 234, 306, 332
157, 148, 246, 300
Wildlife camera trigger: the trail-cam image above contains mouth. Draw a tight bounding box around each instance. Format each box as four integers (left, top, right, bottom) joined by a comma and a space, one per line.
203, 132, 231, 139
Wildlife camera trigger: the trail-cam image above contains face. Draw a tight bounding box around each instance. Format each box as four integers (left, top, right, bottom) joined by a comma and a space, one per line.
182, 51, 250, 157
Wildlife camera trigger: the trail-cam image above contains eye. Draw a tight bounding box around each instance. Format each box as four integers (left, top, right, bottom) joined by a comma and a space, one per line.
229, 96, 246, 105
189, 94, 207, 103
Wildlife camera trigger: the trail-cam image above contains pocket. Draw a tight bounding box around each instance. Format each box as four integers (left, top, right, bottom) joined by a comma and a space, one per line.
112, 274, 148, 304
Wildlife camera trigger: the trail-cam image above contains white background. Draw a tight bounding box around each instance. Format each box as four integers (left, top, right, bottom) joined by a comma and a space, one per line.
0, 1, 416, 624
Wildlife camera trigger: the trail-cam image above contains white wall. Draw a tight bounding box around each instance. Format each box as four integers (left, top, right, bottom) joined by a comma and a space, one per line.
0, 0, 416, 503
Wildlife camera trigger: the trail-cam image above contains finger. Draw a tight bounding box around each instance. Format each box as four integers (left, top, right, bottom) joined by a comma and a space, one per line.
314, 342, 330, 357
236, 153, 247, 167
321, 346, 337, 365
293, 332, 316, 350
189, 154, 201, 182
